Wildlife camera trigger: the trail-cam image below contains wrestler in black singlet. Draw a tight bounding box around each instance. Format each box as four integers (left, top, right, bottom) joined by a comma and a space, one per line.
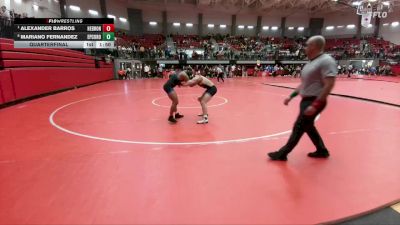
163, 73, 182, 94
199, 83, 217, 96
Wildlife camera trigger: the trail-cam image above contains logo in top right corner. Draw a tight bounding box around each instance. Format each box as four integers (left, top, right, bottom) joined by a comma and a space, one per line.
356, 0, 392, 27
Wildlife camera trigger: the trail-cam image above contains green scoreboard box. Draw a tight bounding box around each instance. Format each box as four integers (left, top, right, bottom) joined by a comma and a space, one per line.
102, 32, 115, 41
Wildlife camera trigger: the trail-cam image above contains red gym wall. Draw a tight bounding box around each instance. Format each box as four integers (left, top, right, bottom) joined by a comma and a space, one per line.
0, 38, 113, 105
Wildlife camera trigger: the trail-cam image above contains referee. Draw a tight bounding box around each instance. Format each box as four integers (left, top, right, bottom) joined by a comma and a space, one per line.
268, 35, 337, 161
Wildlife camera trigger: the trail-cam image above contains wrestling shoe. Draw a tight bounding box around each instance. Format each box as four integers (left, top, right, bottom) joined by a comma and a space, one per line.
308, 150, 330, 158
168, 116, 177, 123
267, 151, 288, 161
197, 117, 208, 124
175, 113, 184, 119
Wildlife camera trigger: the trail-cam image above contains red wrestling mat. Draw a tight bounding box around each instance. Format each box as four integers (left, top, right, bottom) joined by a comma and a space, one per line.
347, 75, 400, 83
0, 78, 399, 224
267, 77, 400, 105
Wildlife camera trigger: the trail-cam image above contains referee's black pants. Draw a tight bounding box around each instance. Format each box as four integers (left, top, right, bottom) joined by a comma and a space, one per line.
279, 96, 328, 156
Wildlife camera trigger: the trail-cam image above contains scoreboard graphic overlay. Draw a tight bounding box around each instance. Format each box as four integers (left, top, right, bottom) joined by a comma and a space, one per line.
13, 18, 115, 49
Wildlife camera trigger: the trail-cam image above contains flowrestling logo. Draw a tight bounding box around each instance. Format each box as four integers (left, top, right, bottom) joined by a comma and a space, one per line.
356, 0, 392, 27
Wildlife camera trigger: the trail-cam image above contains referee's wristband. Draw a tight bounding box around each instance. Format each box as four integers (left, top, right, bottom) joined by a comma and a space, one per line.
289, 91, 298, 99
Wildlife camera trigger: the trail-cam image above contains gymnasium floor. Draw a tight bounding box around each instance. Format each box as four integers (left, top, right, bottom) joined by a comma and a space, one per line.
0, 77, 399, 224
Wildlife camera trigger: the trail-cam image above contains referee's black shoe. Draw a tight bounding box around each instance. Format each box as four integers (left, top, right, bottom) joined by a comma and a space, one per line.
175, 113, 184, 119
308, 150, 330, 158
268, 151, 288, 161
168, 116, 177, 123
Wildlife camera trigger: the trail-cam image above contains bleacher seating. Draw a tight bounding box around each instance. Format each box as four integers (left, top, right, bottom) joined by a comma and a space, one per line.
120, 34, 165, 48
173, 35, 201, 48
0, 38, 113, 105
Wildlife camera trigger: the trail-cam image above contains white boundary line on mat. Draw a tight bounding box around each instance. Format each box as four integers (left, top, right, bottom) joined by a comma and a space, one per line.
49, 92, 295, 145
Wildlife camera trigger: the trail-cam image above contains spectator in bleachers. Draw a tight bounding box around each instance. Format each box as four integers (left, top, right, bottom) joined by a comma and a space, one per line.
0, 5, 11, 38
112, 32, 399, 63
139, 46, 145, 59
0, 6, 10, 18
